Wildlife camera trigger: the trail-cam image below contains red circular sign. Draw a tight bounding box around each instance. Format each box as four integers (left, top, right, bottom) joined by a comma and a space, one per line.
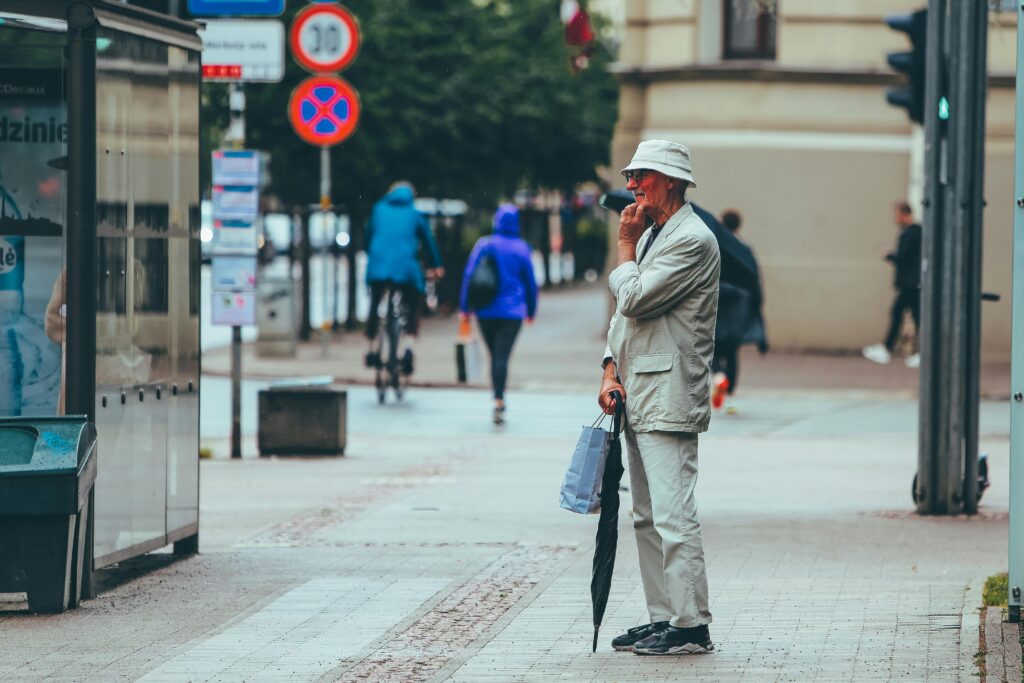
288, 76, 361, 147
290, 4, 360, 73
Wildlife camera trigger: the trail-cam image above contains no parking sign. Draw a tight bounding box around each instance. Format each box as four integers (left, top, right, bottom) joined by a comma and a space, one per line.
288, 75, 361, 147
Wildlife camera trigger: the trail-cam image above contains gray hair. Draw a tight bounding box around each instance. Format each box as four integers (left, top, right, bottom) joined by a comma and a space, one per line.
674, 180, 689, 201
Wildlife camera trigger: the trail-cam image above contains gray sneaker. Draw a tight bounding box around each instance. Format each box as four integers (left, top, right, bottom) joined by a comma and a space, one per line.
610, 621, 669, 652
633, 625, 714, 656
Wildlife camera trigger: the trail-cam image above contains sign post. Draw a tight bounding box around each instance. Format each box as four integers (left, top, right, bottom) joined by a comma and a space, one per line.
288, 3, 362, 341
198, 20, 285, 82
211, 144, 260, 460
188, 0, 283, 17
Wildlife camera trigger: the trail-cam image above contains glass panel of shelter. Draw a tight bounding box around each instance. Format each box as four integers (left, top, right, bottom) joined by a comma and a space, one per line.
0, 16, 67, 421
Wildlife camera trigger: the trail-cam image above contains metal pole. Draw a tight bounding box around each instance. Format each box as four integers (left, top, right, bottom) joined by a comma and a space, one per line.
345, 215, 357, 330
959, 0, 988, 515
1007, 0, 1024, 621
944, 0, 969, 510
65, 2, 98, 421
230, 326, 241, 458
300, 209, 311, 341
229, 81, 245, 459
917, 0, 948, 513
319, 146, 330, 355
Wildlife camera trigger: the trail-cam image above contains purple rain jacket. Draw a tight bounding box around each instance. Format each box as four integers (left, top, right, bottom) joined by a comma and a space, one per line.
459, 205, 539, 320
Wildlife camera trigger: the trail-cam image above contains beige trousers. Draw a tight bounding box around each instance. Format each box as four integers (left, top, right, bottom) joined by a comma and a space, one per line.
623, 428, 712, 628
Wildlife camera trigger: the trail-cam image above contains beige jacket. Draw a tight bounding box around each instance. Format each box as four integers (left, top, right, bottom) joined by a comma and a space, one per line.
605, 203, 721, 433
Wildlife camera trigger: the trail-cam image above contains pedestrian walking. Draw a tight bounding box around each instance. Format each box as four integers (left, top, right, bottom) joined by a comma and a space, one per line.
599, 139, 720, 656
862, 202, 922, 368
459, 204, 538, 425
363, 181, 444, 373
711, 209, 767, 413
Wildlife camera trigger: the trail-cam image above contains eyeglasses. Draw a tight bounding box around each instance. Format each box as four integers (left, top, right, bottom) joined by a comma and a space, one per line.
623, 169, 649, 183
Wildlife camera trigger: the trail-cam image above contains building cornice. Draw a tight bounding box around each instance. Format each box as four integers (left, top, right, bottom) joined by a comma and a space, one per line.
610, 62, 1015, 89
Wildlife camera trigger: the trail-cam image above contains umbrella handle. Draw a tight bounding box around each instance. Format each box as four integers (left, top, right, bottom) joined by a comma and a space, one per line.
610, 390, 623, 436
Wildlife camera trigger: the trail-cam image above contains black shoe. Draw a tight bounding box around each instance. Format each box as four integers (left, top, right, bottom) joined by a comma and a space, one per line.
401, 349, 414, 375
493, 405, 506, 425
610, 621, 669, 652
633, 624, 714, 656
365, 351, 380, 369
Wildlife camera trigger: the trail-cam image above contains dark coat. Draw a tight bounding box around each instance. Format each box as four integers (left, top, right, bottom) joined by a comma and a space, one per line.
886, 224, 922, 290
714, 237, 767, 350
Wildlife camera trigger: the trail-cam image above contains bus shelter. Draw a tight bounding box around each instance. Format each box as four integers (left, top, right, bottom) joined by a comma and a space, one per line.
0, 0, 201, 609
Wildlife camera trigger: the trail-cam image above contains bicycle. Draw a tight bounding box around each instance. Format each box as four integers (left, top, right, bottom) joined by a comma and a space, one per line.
369, 284, 413, 404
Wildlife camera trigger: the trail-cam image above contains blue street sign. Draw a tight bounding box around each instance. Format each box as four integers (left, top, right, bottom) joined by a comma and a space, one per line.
188, 0, 283, 17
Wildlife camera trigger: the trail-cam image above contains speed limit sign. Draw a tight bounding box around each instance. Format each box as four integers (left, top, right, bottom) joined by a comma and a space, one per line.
290, 3, 360, 73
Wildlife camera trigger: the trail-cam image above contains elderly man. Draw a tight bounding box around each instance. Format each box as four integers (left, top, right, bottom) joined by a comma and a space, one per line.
599, 140, 720, 656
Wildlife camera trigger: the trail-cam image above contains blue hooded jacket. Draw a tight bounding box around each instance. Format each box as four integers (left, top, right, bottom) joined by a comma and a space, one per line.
459, 205, 538, 320
364, 185, 443, 292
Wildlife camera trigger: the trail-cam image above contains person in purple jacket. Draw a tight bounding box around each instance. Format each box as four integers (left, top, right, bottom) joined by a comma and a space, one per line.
459, 204, 539, 424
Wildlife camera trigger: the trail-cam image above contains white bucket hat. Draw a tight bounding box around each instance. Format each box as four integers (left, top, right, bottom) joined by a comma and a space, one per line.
620, 139, 697, 188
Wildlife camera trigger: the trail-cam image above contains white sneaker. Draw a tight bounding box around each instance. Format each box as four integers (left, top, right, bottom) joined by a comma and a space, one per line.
905, 353, 920, 368
862, 343, 892, 365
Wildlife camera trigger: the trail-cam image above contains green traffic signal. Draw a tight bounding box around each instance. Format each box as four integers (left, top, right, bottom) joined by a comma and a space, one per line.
938, 96, 950, 121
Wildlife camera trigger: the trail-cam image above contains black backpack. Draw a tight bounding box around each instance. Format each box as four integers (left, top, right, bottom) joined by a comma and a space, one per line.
467, 241, 500, 310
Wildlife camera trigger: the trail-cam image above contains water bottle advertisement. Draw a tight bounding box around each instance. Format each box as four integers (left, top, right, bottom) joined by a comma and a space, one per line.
0, 67, 66, 416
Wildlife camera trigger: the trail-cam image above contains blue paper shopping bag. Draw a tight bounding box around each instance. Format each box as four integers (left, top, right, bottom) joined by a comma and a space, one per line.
559, 402, 622, 514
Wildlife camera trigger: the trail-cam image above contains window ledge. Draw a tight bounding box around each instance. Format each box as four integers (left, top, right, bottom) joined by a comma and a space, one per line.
608, 62, 1014, 88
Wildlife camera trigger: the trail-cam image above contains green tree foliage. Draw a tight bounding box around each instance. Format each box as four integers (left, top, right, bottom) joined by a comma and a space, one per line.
233, 0, 618, 222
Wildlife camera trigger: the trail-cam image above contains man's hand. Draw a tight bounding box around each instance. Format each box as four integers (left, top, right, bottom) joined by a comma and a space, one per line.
427, 267, 445, 280
599, 363, 626, 415
618, 203, 646, 245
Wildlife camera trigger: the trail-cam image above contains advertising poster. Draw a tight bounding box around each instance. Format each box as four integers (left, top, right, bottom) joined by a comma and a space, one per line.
212, 150, 261, 187
212, 218, 259, 253
0, 67, 65, 416
212, 185, 259, 220
211, 291, 257, 326
211, 255, 258, 290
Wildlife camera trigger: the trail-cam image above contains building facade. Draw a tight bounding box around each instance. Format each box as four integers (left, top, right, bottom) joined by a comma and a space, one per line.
607, 0, 1016, 358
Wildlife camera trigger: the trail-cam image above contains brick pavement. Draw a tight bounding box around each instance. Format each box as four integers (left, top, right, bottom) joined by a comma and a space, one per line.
3, 388, 1006, 681
0, 279, 1012, 681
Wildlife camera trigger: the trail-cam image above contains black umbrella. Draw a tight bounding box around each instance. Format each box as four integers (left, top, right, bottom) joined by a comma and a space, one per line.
591, 390, 624, 652
599, 189, 759, 292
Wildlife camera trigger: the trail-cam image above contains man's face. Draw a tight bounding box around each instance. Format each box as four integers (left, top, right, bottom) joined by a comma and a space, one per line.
625, 169, 672, 213
894, 207, 912, 227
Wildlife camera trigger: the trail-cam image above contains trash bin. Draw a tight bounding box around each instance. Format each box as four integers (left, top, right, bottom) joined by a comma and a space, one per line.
0, 417, 97, 613
258, 380, 346, 456
257, 276, 298, 357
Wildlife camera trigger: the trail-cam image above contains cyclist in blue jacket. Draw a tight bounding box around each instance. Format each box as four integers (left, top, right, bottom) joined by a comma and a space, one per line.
364, 181, 444, 372
459, 204, 539, 424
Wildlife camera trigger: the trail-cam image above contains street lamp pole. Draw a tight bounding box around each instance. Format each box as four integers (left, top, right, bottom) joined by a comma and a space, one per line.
1007, 0, 1024, 623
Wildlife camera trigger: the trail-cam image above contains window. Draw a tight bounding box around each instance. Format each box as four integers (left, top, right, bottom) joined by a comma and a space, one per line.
723, 0, 777, 60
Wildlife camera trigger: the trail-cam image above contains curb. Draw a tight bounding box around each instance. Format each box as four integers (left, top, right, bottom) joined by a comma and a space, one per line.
200, 368, 482, 391
962, 575, 985, 682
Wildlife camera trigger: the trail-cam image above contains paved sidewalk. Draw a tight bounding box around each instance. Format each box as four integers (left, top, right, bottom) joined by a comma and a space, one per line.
0, 383, 1007, 681
202, 282, 1012, 399
0, 284, 1009, 682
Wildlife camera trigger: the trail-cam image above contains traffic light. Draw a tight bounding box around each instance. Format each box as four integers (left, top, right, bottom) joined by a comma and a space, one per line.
885, 8, 927, 124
